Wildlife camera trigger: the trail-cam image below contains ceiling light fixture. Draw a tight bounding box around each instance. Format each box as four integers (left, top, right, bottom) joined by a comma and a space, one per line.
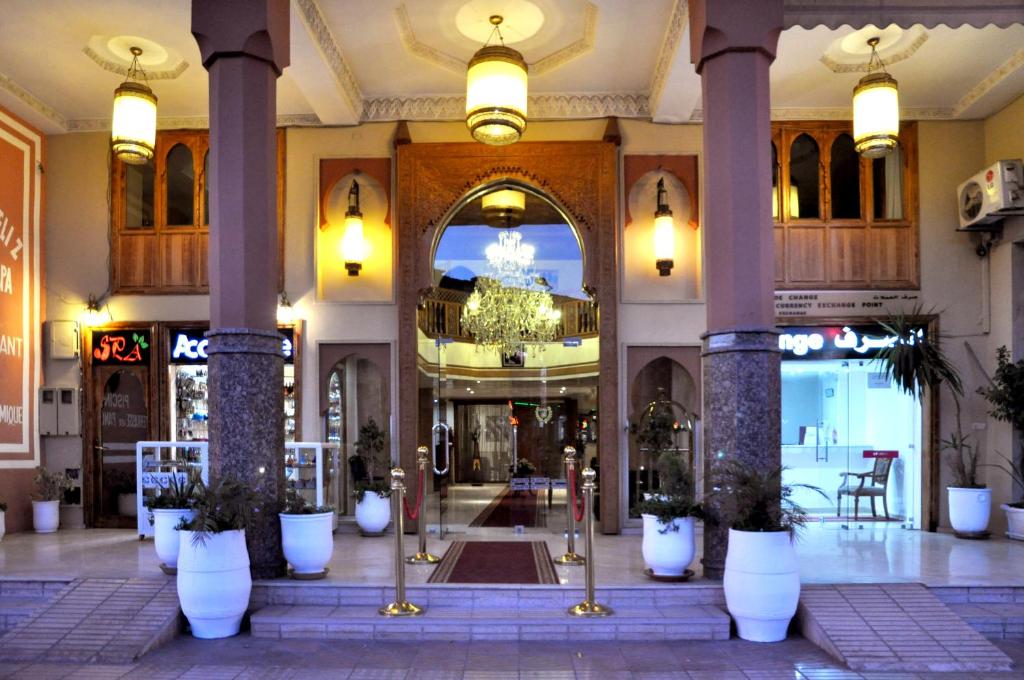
852, 37, 899, 158
466, 15, 528, 146
481, 188, 526, 228
111, 46, 158, 165
653, 178, 675, 277
340, 179, 369, 276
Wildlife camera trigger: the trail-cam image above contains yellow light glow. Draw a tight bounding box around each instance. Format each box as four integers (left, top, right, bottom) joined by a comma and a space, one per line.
80, 305, 111, 328
853, 72, 899, 158
340, 215, 369, 273
772, 185, 800, 219
466, 46, 528, 146
482, 189, 526, 213
653, 213, 675, 261
111, 82, 157, 165
276, 303, 295, 325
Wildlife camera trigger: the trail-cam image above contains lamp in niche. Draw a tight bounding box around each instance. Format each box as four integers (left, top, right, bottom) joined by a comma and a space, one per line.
852, 37, 899, 158
277, 292, 295, 324
481, 188, 526, 228
653, 178, 675, 277
466, 15, 528, 145
111, 47, 158, 165
340, 180, 369, 276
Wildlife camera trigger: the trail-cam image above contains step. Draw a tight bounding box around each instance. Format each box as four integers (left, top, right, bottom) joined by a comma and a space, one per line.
946, 603, 1024, 640
250, 603, 730, 641
0, 580, 70, 636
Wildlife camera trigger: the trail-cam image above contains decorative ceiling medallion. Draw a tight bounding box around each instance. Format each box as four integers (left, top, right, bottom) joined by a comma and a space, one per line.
820, 26, 928, 74
83, 35, 188, 80
362, 92, 648, 121
455, 0, 544, 44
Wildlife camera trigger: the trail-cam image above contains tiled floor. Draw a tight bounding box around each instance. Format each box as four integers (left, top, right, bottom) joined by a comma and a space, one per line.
0, 635, 1022, 679
2, 521, 1024, 587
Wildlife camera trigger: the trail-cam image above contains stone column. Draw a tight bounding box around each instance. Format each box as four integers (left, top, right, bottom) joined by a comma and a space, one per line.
689, 0, 784, 579
192, 0, 290, 580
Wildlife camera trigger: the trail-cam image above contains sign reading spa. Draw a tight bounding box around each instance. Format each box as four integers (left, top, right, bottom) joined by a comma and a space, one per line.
0, 106, 43, 468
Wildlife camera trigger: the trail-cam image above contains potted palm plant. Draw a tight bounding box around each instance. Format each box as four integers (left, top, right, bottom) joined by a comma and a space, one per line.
714, 459, 824, 642
351, 418, 391, 535
144, 470, 200, 574
31, 466, 72, 534
978, 346, 1024, 539
279, 491, 335, 578
176, 477, 258, 639
874, 310, 989, 535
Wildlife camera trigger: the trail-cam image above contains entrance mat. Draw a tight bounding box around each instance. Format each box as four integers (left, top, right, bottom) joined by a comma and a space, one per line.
469, 486, 546, 528
427, 541, 559, 584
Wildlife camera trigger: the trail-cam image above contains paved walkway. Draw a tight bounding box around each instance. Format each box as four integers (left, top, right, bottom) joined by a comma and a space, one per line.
0, 635, 1021, 679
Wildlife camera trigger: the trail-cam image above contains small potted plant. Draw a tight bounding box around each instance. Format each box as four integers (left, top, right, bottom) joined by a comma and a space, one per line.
144, 470, 200, 574
0, 501, 6, 542
636, 452, 703, 578
351, 418, 392, 535
514, 458, 537, 479
31, 466, 72, 534
978, 346, 1024, 539
176, 477, 258, 639
279, 490, 335, 578
106, 468, 138, 518
714, 459, 825, 643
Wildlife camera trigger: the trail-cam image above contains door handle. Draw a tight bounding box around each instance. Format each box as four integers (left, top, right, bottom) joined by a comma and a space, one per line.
432, 422, 450, 475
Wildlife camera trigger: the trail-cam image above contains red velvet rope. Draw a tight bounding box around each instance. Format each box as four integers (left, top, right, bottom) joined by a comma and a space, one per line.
403, 468, 425, 521
568, 467, 586, 523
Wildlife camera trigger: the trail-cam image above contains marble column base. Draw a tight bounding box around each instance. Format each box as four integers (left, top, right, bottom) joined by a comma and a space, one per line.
207, 327, 286, 580
701, 328, 781, 579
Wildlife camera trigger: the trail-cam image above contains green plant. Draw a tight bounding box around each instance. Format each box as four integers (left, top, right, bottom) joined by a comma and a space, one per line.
31, 466, 73, 502
977, 346, 1024, 502
281, 489, 334, 515
711, 459, 826, 535
353, 480, 390, 503
352, 417, 389, 482
873, 307, 982, 488
514, 458, 536, 477
144, 469, 201, 511
635, 451, 703, 531
178, 477, 259, 546
982, 451, 1024, 509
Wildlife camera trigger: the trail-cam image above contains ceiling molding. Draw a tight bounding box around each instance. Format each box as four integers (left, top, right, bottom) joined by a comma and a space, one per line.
689, 106, 955, 121
362, 93, 650, 122
394, 4, 465, 75
953, 47, 1024, 118
530, 3, 598, 76
82, 46, 189, 80
819, 30, 928, 74
783, 1, 1024, 30
0, 72, 67, 130
648, 0, 689, 111
293, 0, 363, 112
65, 113, 321, 132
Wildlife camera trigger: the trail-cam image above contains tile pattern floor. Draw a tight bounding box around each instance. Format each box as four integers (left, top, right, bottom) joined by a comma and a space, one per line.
0, 635, 1021, 679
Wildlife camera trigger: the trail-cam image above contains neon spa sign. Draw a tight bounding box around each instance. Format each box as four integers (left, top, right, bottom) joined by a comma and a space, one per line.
779, 324, 924, 360
171, 329, 294, 364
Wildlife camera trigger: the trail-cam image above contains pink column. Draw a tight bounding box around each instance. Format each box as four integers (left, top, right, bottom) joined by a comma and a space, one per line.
689, 0, 784, 578
192, 0, 289, 579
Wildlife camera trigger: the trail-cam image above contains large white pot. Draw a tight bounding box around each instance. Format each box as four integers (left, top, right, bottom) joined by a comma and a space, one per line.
355, 492, 391, 534
948, 487, 991, 534
724, 528, 800, 642
1003, 504, 1024, 540
281, 511, 334, 575
152, 508, 196, 571
118, 493, 138, 517
32, 500, 60, 534
641, 514, 695, 576
0, 509, 5, 542
176, 529, 251, 639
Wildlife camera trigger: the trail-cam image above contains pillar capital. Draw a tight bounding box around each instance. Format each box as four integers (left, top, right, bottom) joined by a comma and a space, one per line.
192, 0, 290, 74
688, 0, 784, 73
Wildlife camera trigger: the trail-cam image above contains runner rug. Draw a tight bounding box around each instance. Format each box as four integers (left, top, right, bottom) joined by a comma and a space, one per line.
469, 486, 546, 528
427, 541, 559, 584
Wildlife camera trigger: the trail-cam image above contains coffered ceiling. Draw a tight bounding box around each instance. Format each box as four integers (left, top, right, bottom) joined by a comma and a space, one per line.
0, 0, 1022, 135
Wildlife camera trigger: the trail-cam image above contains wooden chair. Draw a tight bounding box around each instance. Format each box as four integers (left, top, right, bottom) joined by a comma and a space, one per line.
837, 457, 893, 520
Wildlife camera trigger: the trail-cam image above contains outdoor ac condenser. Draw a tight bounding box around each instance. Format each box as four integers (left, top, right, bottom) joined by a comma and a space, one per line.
957, 159, 1024, 230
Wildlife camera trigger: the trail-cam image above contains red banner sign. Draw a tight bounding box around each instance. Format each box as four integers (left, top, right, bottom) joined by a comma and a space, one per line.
863, 450, 899, 459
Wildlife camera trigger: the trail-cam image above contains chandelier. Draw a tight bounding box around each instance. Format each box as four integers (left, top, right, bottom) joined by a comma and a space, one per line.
461, 231, 561, 355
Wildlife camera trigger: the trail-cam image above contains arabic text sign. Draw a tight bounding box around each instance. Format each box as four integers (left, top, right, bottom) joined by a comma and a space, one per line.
779, 324, 926, 360
775, 291, 921, 318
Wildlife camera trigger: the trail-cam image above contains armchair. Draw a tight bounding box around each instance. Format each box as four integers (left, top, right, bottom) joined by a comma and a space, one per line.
837, 457, 893, 520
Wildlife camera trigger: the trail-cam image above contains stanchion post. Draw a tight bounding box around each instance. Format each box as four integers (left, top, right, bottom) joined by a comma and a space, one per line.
379, 467, 424, 617
407, 446, 440, 564
553, 446, 585, 566
568, 467, 613, 617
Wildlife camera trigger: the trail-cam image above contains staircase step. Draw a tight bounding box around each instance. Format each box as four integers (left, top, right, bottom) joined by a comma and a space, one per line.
250, 603, 730, 641
0, 580, 69, 636
947, 602, 1024, 640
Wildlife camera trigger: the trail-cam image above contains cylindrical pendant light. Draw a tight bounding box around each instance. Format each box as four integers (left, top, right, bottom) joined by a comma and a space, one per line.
466, 16, 528, 146
111, 47, 158, 165
482, 188, 526, 228
853, 38, 899, 159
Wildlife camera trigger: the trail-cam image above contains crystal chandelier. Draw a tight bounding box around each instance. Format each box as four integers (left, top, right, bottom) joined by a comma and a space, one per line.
462, 231, 561, 355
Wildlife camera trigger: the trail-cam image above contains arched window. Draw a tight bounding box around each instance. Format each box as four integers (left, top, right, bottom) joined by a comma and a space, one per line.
830, 134, 860, 219
165, 143, 195, 226
789, 134, 820, 219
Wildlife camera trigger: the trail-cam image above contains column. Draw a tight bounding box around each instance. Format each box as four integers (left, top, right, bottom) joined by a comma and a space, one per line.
192, 0, 290, 579
689, 0, 784, 579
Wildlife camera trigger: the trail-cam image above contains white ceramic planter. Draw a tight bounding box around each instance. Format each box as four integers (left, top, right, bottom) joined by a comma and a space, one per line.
355, 492, 391, 534
641, 514, 696, 576
152, 508, 196, 571
948, 487, 991, 534
0, 509, 5, 542
118, 493, 138, 517
1003, 504, 1024, 540
176, 529, 251, 639
32, 500, 60, 534
281, 511, 334, 575
724, 528, 800, 642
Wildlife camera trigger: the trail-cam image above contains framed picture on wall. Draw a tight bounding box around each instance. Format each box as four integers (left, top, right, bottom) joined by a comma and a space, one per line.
501, 351, 525, 368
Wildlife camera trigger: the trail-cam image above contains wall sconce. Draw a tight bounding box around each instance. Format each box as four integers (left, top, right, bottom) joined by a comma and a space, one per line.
653, 178, 675, 276
340, 179, 369, 276
81, 294, 112, 327
276, 292, 295, 325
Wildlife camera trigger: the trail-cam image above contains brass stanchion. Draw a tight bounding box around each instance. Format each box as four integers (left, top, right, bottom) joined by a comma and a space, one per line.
568, 467, 613, 617
379, 467, 424, 617
553, 446, 585, 565
406, 446, 440, 564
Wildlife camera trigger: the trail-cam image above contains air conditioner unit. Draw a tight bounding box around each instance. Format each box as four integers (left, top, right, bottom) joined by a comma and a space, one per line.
957, 159, 1024, 230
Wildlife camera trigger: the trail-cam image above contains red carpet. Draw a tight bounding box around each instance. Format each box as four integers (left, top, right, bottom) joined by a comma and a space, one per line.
470, 486, 546, 527
427, 541, 559, 584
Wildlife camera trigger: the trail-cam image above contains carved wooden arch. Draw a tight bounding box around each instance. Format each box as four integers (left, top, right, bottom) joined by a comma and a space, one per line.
396, 141, 622, 532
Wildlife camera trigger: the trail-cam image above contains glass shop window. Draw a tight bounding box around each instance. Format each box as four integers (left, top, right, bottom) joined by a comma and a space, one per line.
124, 161, 155, 229
873, 143, 904, 220
165, 143, 195, 226
829, 134, 860, 219
789, 134, 820, 219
